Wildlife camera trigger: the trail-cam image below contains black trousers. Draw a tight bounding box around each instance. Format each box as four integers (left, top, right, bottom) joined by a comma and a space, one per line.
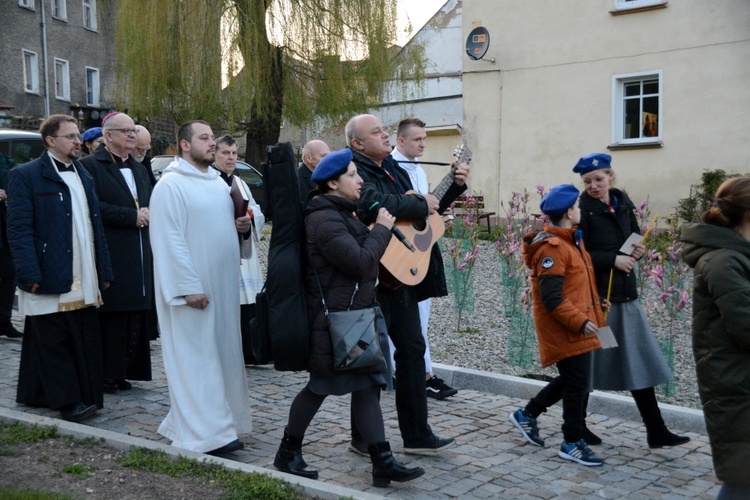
526, 351, 591, 444
354, 285, 430, 443
0, 245, 16, 326
16, 307, 103, 411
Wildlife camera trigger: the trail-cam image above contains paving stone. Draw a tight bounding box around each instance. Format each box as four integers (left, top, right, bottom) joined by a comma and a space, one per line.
0, 332, 723, 499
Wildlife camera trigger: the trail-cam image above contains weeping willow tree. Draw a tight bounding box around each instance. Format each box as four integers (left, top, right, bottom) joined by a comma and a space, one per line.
114, 0, 423, 165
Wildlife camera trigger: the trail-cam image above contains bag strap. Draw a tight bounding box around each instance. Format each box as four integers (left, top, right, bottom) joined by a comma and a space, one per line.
311, 267, 359, 314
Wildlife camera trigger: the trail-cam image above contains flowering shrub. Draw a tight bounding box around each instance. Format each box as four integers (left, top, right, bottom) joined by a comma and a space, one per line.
446, 195, 481, 332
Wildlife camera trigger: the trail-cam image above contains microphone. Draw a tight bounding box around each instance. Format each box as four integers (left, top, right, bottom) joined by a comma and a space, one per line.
368, 202, 415, 252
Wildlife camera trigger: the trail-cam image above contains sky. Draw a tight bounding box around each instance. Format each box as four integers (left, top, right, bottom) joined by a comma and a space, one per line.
397, 0, 447, 45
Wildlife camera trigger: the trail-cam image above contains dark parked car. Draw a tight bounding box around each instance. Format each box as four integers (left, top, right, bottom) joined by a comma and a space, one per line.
0, 129, 45, 167
149, 155, 265, 213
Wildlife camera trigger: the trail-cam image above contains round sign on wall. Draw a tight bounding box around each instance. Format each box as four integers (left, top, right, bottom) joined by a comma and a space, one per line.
465, 26, 490, 60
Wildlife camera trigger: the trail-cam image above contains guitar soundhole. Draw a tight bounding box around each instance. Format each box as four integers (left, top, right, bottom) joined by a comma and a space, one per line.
410, 268, 418, 276
412, 219, 427, 232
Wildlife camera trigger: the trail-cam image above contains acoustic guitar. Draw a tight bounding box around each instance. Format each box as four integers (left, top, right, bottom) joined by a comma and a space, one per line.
378, 145, 473, 289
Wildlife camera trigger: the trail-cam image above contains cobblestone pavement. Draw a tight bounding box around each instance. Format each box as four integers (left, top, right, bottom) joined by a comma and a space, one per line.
0, 328, 720, 499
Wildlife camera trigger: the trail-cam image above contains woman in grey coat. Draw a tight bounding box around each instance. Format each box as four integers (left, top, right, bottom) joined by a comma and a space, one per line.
681, 176, 750, 499
574, 153, 688, 448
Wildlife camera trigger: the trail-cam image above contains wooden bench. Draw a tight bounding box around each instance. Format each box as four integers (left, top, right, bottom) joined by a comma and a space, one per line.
451, 194, 496, 232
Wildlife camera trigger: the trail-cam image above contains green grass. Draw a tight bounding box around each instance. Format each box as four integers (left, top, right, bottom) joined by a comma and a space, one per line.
117, 447, 304, 500
0, 422, 58, 445
0, 422, 304, 500
0, 488, 74, 500
61, 463, 94, 479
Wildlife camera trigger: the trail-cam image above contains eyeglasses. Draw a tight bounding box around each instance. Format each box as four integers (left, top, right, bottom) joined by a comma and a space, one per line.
135, 147, 151, 155
109, 128, 139, 136
52, 134, 82, 142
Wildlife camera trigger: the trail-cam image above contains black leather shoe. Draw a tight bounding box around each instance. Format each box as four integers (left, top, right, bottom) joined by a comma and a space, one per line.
403, 434, 455, 455
582, 425, 603, 445
0, 324, 23, 338
102, 380, 118, 394
114, 379, 132, 390
207, 439, 244, 456
60, 402, 98, 422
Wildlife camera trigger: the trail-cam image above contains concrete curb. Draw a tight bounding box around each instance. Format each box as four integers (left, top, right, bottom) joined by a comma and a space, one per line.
0, 407, 384, 500
432, 363, 707, 435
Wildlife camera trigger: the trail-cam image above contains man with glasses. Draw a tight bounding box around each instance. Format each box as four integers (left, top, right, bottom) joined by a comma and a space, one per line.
7, 114, 113, 423
80, 112, 155, 395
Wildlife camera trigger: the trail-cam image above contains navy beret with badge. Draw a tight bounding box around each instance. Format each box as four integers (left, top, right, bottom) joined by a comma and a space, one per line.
572, 152, 611, 174
311, 148, 353, 183
539, 183, 580, 219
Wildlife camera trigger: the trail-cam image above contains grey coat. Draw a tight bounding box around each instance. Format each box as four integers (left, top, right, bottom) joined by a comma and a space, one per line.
681, 222, 750, 483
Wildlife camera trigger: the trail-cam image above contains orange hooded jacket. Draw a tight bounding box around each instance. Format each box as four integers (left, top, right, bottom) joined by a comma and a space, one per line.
522, 225, 603, 367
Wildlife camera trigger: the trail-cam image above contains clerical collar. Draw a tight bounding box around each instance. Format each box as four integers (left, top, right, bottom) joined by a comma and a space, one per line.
48, 152, 75, 172
106, 147, 130, 168
211, 165, 234, 186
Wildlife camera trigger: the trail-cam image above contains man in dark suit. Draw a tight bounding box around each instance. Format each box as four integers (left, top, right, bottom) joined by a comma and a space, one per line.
0, 153, 22, 338
7, 114, 113, 422
80, 112, 155, 393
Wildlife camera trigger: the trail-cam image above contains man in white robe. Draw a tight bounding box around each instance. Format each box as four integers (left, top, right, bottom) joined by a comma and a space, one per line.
210, 135, 265, 364
149, 120, 252, 455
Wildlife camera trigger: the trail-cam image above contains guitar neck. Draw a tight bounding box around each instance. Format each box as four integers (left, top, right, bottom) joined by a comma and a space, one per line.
430, 144, 471, 204
431, 165, 458, 203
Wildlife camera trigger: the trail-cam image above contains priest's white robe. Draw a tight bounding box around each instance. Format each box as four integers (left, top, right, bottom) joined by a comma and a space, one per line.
150, 157, 251, 453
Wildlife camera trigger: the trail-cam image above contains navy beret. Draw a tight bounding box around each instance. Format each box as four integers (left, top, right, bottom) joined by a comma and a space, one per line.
539, 184, 580, 218
311, 148, 352, 183
82, 127, 103, 142
572, 152, 611, 174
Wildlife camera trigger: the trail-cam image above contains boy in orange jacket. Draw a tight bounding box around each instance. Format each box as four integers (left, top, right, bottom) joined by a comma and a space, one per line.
509, 184, 605, 466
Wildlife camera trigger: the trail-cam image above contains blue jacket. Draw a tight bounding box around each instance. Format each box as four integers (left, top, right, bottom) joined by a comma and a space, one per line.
7, 152, 113, 294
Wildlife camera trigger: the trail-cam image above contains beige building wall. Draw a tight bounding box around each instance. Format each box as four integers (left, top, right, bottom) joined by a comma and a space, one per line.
462, 0, 750, 218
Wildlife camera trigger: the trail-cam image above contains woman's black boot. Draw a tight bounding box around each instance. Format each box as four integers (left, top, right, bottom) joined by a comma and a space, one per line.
632, 387, 690, 448
368, 441, 424, 487
273, 429, 319, 480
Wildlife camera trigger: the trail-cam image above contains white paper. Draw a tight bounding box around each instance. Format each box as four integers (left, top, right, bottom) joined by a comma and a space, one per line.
596, 326, 618, 349
619, 232, 643, 255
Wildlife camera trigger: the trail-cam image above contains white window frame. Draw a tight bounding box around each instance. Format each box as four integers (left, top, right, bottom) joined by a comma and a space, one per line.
22, 49, 40, 94
611, 70, 663, 146
85, 67, 100, 106
18, 0, 35, 10
54, 58, 70, 101
613, 0, 667, 11
51, 0, 67, 20
82, 0, 97, 31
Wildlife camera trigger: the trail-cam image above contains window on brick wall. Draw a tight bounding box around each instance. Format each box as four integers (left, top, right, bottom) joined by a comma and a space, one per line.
54, 58, 70, 100
613, 0, 666, 10
611, 70, 662, 145
18, 0, 35, 10
86, 67, 100, 106
52, 0, 67, 20
83, 0, 97, 31
23, 50, 40, 93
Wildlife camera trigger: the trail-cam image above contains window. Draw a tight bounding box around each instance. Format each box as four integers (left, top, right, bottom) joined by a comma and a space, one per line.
54, 58, 70, 100
18, 0, 35, 9
86, 67, 100, 106
82, 0, 97, 30
612, 0, 667, 12
52, 0, 67, 20
22, 50, 40, 93
611, 71, 662, 146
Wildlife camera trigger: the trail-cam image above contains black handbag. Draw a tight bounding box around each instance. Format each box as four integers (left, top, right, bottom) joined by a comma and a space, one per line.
313, 271, 384, 371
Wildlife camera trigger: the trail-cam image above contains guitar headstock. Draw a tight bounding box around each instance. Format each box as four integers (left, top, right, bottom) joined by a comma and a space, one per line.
453, 144, 472, 166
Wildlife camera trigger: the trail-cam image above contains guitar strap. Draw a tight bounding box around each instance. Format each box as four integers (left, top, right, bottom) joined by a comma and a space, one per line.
380, 162, 405, 194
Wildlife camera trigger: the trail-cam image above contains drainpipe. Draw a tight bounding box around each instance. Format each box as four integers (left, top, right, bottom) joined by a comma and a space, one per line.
40, 2, 50, 116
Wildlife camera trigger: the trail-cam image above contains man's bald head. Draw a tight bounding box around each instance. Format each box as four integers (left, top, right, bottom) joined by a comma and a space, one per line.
102, 113, 137, 157
133, 125, 152, 162
345, 114, 391, 165
301, 139, 330, 172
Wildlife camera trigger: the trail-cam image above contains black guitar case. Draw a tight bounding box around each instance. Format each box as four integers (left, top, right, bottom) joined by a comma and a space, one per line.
261, 142, 309, 371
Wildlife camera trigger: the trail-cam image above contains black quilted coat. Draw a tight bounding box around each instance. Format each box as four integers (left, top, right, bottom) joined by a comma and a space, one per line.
304, 194, 391, 377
